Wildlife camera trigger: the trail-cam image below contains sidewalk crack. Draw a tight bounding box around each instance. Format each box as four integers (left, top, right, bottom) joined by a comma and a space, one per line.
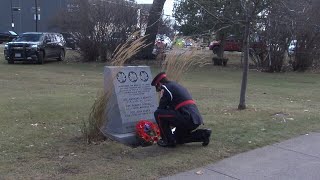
205, 167, 241, 180
272, 145, 320, 160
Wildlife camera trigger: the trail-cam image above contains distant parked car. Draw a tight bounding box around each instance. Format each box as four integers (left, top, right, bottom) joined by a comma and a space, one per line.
60, 32, 77, 50
288, 40, 297, 56
4, 32, 66, 64
184, 40, 193, 47
0, 31, 18, 44
155, 34, 173, 49
209, 35, 266, 54
209, 36, 242, 53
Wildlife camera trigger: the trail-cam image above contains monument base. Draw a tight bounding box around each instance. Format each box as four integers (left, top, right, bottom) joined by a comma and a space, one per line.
106, 132, 139, 146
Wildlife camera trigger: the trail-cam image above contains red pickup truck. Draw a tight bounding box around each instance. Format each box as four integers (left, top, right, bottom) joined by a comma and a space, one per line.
209, 36, 266, 54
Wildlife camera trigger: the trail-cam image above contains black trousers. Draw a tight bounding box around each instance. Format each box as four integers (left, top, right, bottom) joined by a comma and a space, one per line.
154, 109, 206, 144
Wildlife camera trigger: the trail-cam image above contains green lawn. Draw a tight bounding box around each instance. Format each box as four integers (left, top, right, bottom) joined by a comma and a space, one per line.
0, 48, 320, 179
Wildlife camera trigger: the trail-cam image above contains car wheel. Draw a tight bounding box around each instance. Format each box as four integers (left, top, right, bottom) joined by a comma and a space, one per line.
37, 51, 45, 64
71, 44, 76, 50
57, 49, 65, 61
8, 58, 14, 64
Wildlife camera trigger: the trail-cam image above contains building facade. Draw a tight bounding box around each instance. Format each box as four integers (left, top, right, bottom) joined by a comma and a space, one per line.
0, 0, 69, 33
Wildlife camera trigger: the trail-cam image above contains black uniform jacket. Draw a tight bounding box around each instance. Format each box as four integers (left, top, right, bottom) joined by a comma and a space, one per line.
158, 81, 203, 125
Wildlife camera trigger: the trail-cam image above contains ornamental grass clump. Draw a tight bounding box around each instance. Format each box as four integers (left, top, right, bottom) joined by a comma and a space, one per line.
82, 91, 110, 143
82, 32, 149, 143
162, 50, 210, 82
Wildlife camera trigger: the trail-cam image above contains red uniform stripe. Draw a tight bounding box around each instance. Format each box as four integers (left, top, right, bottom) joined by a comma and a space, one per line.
175, 100, 196, 110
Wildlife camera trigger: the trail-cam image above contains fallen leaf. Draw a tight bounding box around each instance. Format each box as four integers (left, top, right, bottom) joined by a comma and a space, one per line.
31, 123, 38, 127
196, 170, 204, 175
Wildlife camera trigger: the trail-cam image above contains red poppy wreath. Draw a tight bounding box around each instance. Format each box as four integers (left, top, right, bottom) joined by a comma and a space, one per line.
136, 120, 161, 146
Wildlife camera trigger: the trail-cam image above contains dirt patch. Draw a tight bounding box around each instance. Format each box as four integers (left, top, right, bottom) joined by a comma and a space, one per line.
58, 165, 81, 174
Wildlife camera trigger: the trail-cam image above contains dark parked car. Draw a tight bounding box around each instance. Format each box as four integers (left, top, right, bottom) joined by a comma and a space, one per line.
0, 31, 18, 44
60, 32, 77, 50
4, 32, 66, 64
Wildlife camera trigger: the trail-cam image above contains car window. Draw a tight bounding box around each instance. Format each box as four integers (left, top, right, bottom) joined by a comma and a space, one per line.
14, 34, 42, 42
44, 35, 50, 42
56, 34, 64, 43
9, 31, 17, 36
49, 34, 56, 42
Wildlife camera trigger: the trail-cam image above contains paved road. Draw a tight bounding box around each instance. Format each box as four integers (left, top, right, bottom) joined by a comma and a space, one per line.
161, 132, 320, 180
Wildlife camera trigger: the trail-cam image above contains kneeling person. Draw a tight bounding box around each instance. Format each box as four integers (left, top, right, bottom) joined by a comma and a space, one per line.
151, 72, 211, 147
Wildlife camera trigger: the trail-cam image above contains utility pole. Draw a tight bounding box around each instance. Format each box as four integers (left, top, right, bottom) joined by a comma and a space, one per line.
35, 0, 38, 32
11, 0, 14, 31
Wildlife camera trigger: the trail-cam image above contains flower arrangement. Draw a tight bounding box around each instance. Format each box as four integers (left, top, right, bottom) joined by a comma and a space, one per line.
136, 120, 161, 146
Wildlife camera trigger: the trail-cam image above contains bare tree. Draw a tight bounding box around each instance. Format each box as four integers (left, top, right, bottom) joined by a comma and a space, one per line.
173, 0, 269, 110
140, 0, 167, 59
50, 0, 138, 62
237, 1, 260, 109
292, 0, 320, 71
158, 18, 175, 38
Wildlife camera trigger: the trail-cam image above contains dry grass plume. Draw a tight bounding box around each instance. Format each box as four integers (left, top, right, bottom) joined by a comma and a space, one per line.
162, 49, 210, 82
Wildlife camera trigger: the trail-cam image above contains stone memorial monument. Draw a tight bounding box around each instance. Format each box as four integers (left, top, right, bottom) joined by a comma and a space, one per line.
102, 66, 158, 145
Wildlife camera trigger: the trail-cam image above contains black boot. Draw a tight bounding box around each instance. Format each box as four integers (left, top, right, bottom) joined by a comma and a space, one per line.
202, 129, 212, 146
157, 139, 176, 148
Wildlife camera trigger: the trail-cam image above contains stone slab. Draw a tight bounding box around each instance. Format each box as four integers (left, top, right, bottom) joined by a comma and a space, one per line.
205, 136, 320, 180
162, 133, 320, 180
273, 133, 320, 158
262, 161, 320, 180
102, 66, 158, 145
106, 132, 139, 146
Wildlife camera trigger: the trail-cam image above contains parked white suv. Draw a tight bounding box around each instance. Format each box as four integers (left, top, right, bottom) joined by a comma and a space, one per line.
288, 40, 297, 56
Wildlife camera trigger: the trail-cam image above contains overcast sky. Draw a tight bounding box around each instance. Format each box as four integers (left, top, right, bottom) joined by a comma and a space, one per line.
135, 0, 174, 16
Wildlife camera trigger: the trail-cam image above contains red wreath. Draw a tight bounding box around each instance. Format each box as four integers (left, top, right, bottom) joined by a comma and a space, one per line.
136, 120, 161, 145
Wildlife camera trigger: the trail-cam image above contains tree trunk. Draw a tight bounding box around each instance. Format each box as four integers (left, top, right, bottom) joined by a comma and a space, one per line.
238, 16, 250, 110
217, 31, 226, 58
140, 0, 166, 59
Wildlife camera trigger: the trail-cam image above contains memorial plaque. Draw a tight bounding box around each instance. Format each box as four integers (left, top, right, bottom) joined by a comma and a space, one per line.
102, 66, 157, 145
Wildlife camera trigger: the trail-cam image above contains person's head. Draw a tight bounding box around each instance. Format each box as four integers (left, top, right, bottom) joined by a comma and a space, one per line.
151, 72, 169, 92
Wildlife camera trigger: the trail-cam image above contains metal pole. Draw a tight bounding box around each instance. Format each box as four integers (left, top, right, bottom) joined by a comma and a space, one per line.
35, 0, 38, 32
11, 0, 14, 31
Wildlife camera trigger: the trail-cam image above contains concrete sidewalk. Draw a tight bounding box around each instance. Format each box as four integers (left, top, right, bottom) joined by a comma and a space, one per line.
161, 132, 320, 180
